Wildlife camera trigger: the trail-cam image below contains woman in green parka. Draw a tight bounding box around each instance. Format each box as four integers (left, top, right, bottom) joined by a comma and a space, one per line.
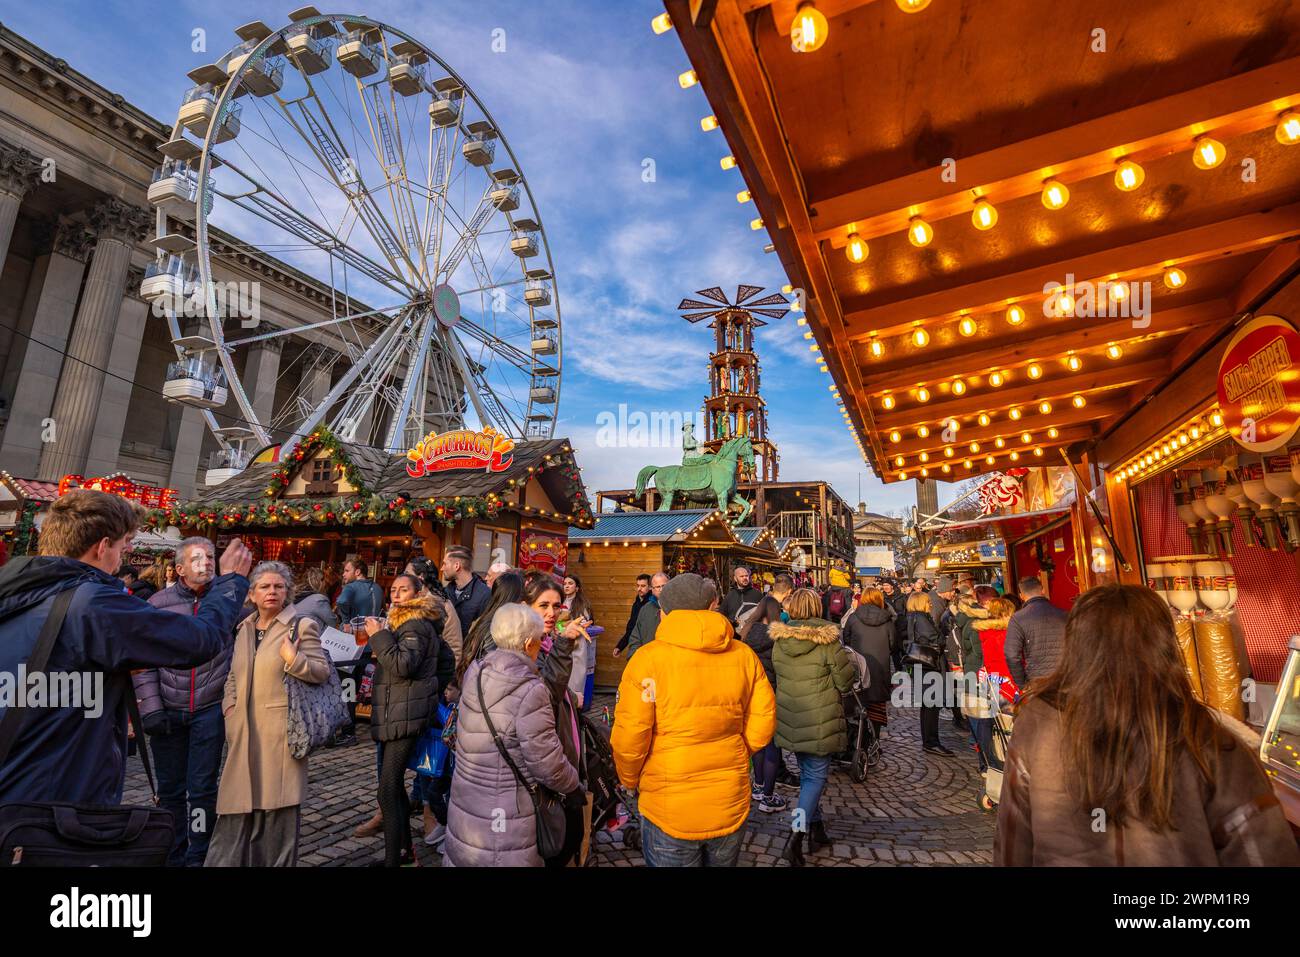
769, 587, 859, 868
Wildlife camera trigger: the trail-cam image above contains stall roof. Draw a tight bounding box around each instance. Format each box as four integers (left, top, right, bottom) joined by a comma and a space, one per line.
928, 505, 1072, 541
0, 474, 58, 502
569, 509, 721, 543
663, 0, 1300, 484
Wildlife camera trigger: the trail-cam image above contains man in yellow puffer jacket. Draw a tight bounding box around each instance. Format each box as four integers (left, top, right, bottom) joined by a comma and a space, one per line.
612, 573, 776, 866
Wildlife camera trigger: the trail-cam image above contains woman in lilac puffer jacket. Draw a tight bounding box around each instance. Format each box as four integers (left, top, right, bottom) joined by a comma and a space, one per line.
443, 603, 580, 867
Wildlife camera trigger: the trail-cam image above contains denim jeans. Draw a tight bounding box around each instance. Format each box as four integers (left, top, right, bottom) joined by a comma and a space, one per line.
969, 717, 1003, 773
150, 703, 225, 867
641, 817, 744, 867
792, 753, 831, 831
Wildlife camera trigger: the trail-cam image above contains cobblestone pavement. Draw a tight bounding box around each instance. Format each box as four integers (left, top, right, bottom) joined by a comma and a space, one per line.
124, 699, 995, 867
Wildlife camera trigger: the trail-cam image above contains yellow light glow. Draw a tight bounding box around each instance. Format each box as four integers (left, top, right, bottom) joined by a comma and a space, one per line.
809, 343, 820, 352
1056, 292, 1076, 316
917, 388, 930, 403
1108, 281, 1129, 302
958, 316, 977, 337
971, 199, 998, 231
994, 438, 1005, 448
750, 218, 764, 230
898, 471, 907, 480
882, 394, 896, 410
1010, 451, 1020, 461
941, 463, 951, 473
1114, 159, 1145, 191
1027, 363, 1042, 379
736, 189, 751, 204
678, 70, 698, 89
1178, 433, 1189, 446
721, 155, 737, 170
989, 372, 1005, 387
917, 425, 930, 438
911, 326, 930, 347
1211, 411, 1223, 427
969, 441, 981, 453
1008, 407, 1022, 420
1163, 266, 1187, 289
920, 468, 929, 477
1006, 304, 1026, 326
1192, 136, 1226, 170
1072, 395, 1086, 408
1041, 179, 1069, 210
1066, 354, 1082, 372
1033, 447, 1044, 457
952, 379, 967, 395
791, 3, 829, 53
908, 217, 934, 247
700, 115, 719, 132
978, 413, 991, 426
896, 0, 932, 10
889, 430, 901, 443
985, 455, 995, 465
965, 460, 973, 469
651, 13, 673, 34
1038, 400, 1052, 414
919, 452, 929, 463
895, 456, 905, 467
1106, 343, 1123, 360
1190, 426, 1200, 439
1048, 427, 1059, 438
944, 447, 954, 458
1021, 432, 1031, 443
846, 232, 868, 263
790, 299, 802, 313
1278, 112, 1300, 145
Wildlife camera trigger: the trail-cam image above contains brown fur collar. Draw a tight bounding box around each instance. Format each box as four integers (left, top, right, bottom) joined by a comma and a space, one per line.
768, 618, 840, 645
955, 596, 988, 619
386, 591, 443, 629
971, 616, 1010, 631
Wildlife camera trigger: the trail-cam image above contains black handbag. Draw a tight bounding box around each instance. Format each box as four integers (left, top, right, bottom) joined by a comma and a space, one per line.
902, 610, 942, 670
475, 665, 567, 859
0, 586, 174, 867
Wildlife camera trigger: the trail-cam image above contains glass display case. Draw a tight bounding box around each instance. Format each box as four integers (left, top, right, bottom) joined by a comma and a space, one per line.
1260, 635, 1300, 830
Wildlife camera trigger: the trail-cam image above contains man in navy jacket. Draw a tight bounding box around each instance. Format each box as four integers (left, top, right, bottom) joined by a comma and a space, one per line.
0, 490, 251, 806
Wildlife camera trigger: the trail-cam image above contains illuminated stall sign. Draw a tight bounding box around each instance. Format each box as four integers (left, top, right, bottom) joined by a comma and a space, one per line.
1217, 315, 1300, 453
58, 474, 179, 509
406, 428, 515, 477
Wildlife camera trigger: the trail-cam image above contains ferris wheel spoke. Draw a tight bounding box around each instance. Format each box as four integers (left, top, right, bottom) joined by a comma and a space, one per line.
354, 79, 427, 280
381, 309, 439, 450
455, 317, 537, 375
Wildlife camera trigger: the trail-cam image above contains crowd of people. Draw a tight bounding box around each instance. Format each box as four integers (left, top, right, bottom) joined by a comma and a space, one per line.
0, 489, 1295, 868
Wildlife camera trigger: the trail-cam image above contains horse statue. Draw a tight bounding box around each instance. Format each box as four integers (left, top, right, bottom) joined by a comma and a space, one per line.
634, 434, 754, 526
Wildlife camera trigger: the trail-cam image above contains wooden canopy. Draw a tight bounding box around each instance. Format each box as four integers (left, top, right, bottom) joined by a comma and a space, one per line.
662, 0, 1300, 483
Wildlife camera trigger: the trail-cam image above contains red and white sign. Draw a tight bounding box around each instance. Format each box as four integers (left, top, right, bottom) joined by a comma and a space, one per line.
405, 428, 515, 477
976, 473, 1024, 516
58, 474, 179, 509
1216, 315, 1300, 453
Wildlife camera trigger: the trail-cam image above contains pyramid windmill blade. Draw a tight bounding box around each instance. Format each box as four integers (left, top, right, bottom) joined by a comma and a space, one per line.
735, 284, 764, 304
682, 310, 722, 323
695, 286, 729, 304
747, 293, 789, 307
678, 297, 722, 311
750, 308, 789, 319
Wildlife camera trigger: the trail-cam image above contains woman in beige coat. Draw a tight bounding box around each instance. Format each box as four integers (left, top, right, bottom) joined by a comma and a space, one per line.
207, 561, 331, 867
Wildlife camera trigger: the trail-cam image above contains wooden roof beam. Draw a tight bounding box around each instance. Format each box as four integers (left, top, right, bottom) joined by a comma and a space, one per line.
843, 203, 1300, 339
809, 57, 1300, 243
883, 401, 1128, 458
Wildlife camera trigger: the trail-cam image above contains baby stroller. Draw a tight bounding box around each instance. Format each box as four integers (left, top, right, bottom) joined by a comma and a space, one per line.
835, 646, 881, 784
979, 709, 1015, 811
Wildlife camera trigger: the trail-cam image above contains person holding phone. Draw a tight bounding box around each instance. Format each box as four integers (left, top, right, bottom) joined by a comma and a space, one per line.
207, 562, 330, 867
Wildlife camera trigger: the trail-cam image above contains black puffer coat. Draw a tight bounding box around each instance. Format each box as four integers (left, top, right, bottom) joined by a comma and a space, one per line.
742, 620, 777, 686
842, 602, 895, 703
368, 592, 452, 741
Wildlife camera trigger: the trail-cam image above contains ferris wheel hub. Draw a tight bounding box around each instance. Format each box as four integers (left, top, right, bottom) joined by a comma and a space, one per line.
433, 283, 461, 328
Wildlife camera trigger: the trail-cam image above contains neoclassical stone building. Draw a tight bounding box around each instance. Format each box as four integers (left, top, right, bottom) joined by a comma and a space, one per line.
0, 24, 381, 496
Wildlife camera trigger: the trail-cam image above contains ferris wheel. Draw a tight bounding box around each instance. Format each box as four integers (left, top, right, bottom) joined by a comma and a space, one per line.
141, 8, 561, 471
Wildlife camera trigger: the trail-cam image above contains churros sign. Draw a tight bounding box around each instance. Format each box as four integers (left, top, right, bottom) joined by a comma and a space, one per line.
1217, 315, 1300, 453
406, 428, 515, 476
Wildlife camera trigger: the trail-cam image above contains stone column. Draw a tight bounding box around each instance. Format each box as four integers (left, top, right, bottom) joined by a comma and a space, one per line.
39, 199, 150, 480
84, 266, 150, 476
0, 141, 41, 278
0, 223, 93, 476
240, 322, 284, 428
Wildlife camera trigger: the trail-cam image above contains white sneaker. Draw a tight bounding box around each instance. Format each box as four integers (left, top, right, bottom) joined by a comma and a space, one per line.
423, 823, 446, 847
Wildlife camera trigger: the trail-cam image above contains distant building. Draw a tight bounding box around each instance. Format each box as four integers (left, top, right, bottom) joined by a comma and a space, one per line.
852, 502, 903, 577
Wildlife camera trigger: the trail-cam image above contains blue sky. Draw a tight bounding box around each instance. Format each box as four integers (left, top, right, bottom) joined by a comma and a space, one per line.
10, 0, 954, 517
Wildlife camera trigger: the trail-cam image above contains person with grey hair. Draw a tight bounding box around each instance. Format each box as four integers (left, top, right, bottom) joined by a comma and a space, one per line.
207, 561, 330, 867
132, 534, 235, 867
443, 603, 582, 867
485, 562, 513, 587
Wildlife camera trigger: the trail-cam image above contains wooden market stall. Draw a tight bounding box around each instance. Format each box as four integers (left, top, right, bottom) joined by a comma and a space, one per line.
161, 428, 593, 594
568, 508, 798, 690
0, 472, 57, 559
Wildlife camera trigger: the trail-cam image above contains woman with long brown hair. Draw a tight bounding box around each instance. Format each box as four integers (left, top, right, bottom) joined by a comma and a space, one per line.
995, 584, 1298, 866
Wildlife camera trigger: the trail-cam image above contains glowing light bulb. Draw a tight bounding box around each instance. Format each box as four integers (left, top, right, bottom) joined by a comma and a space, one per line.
889, 430, 901, 443
1038, 401, 1052, 414
917, 387, 930, 403
678, 70, 698, 89
895, 456, 905, 467
896, 0, 931, 12
919, 452, 929, 463
1108, 280, 1129, 302
911, 327, 930, 347
1056, 291, 1076, 316
1048, 427, 1059, 439
952, 379, 967, 395
720, 155, 737, 170
1010, 451, 1020, 461
995, 438, 1005, 449
1033, 447, 1044, 457
1066, 354, 1082, 372
908, 217, 934, 247
969, 442, 981, 453
985, 455, 995, 465
1211, 411, 1223, 427
791, 3, 829, 53
1192, 136, 1226, 170
971, 199, 998, 231
1178, 433, 1189, 446
1114, 159, 1145, 191
989, 372, 1005, 387
1190, 426, 1200, 439
882, 394, 896, 410
917, 425, 930, 438
869, 338, 884, 358
651, 13, 673, 34
1106, 343, 1123, 360
736, 189, 751, 204
978, 413, 991, 427
944, 447, 954, 458
1006, 304, 1026, 326
965, 460, 973, 469
1163, 266, 1187, 289
958, 316, 977, 337
1041, 179, 1069, 210
920, 467, 929, 477
1027, 363, 1042, 380
1277, 112, 1300, 146
1008, 407, 1022, 421
846, 232, 868, 263
700, 115, 719, 132
1021, 432, 1031, 443
941, 463, 951, 473
898, 471, 907, 480
750, 217, 764, 230
1072, 395, 1087, 408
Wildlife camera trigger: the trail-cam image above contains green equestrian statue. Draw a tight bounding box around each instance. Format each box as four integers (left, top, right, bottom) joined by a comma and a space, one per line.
634, 434, 754, 526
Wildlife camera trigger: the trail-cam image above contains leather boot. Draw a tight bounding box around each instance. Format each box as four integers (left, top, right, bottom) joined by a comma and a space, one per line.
353, 810, 383, 838
781, 831, 806, 867
809, 820, 830, 853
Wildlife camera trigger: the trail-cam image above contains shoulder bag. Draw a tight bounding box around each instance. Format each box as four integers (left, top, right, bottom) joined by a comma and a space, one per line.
0, 586, 174, 866
283, 617, 350, 759
475, 664, 566, 859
